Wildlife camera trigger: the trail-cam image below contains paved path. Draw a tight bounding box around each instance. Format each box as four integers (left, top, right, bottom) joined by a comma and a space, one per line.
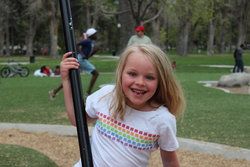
0, 123, 249, 161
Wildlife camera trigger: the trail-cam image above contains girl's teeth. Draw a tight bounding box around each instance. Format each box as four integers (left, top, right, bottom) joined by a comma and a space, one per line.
133, 89, 144, 94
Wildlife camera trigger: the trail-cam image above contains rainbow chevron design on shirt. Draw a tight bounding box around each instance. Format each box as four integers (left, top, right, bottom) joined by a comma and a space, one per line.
96, 112, 160, 150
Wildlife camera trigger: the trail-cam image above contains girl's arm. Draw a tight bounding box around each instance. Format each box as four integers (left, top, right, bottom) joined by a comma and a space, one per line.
60, 52, 96, 126
160, 149, 180, 167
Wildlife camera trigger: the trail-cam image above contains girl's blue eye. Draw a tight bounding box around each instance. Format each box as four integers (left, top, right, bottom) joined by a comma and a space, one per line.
146, 76, 154, 80
128, 72, 136, 77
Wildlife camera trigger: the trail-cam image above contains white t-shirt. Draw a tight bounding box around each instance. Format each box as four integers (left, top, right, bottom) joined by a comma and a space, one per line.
74, 85, 178, 167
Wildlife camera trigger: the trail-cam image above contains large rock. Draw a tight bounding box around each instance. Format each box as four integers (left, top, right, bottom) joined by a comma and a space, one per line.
218, 73, 250, 87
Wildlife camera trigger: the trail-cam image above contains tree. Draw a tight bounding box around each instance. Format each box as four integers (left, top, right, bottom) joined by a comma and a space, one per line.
116, 0, 164, 49
0, 0, 8, 55
118, 0, 134, 50
22, 0, 47, 56
47, 0, 61, 58
174, 0, 219, 56
0, 0, 22, 56
205, 0, 230, 56
206, 0, 216, 56
2, 0, 250, 57
127, 0, 163, 26
72, 0, 99, 32
235, 0, 250, 47
216, 0, 232, 53
175, 0, 193, 56
146, 1, 166, 47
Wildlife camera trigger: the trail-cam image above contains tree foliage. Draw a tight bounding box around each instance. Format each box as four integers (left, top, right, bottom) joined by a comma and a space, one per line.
1, 0, 250, 56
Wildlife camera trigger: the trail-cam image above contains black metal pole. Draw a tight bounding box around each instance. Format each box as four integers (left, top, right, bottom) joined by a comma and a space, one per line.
58, 0, 93, 167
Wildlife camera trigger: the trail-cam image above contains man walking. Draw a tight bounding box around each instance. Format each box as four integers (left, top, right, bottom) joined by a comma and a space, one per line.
127, 25, 152, 46
233, 44, 245, 73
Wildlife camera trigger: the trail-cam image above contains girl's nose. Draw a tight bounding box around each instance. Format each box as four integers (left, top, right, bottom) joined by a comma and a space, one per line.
136, 77, 145, 86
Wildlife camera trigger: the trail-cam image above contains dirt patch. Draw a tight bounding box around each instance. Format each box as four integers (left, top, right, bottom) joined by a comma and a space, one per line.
0, 129, 249, 167
212, 83, 250, 94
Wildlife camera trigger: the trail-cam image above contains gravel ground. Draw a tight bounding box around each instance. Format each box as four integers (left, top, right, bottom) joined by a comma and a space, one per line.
1, 129, 250, 167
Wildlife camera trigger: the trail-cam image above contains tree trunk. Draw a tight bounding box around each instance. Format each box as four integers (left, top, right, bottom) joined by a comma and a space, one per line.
49, 18, 59, 58
151, 19, 160, 46
237, 22, 246, 47
207, 20, 215, 56
236, 0, 249, 47
177, 19, 190, 56
217, 11, 225, 53
86, 4, 91, 28
25, 17, 37, 57
118, 0, 135, 52
0, 0, 10, 56
0, 8, 4, 55
0, 33, 3, 55
49, 1, 60, 58
26, 36, 33, 56
218, 30, 226, 53
5, 22, 10, 56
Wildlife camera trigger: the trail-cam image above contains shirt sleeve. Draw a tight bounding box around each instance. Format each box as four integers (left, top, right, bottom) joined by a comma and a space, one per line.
157, 112, 179, 151
147, 37, 152, 44
85, 94, 97, 118
85, 85, 114, 118
127, 36, 134, 46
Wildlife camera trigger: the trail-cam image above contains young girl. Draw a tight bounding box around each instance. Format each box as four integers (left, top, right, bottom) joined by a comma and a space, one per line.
60, 44, 185, 167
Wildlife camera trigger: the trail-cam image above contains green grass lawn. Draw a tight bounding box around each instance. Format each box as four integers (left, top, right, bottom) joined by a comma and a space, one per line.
0, 144, 58, 167
0, 53, 250, 151
177, 72, 250, 148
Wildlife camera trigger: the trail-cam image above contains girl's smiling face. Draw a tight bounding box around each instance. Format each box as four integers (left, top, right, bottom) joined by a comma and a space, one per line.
121, 50, 159, 111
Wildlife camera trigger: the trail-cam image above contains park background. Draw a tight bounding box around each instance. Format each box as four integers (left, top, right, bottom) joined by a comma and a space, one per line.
0, 0, 250, 166
1, 0, 250, 57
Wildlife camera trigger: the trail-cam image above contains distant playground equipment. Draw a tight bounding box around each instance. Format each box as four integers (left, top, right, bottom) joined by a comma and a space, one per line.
0, 59, 30, 78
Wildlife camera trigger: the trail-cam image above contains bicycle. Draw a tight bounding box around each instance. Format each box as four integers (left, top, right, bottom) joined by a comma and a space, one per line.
0, 60, 30, 78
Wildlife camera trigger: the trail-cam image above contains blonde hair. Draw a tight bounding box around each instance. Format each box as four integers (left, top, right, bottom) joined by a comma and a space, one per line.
110, 44, 185, 120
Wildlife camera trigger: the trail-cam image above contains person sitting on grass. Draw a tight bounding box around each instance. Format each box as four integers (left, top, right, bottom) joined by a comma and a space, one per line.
52, 65, 61, 77
33, 65, 52, 77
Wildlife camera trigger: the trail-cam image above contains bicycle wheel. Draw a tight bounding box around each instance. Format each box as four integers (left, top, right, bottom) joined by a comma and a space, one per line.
19, 67, 30, 77
0, 67, 11, 78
